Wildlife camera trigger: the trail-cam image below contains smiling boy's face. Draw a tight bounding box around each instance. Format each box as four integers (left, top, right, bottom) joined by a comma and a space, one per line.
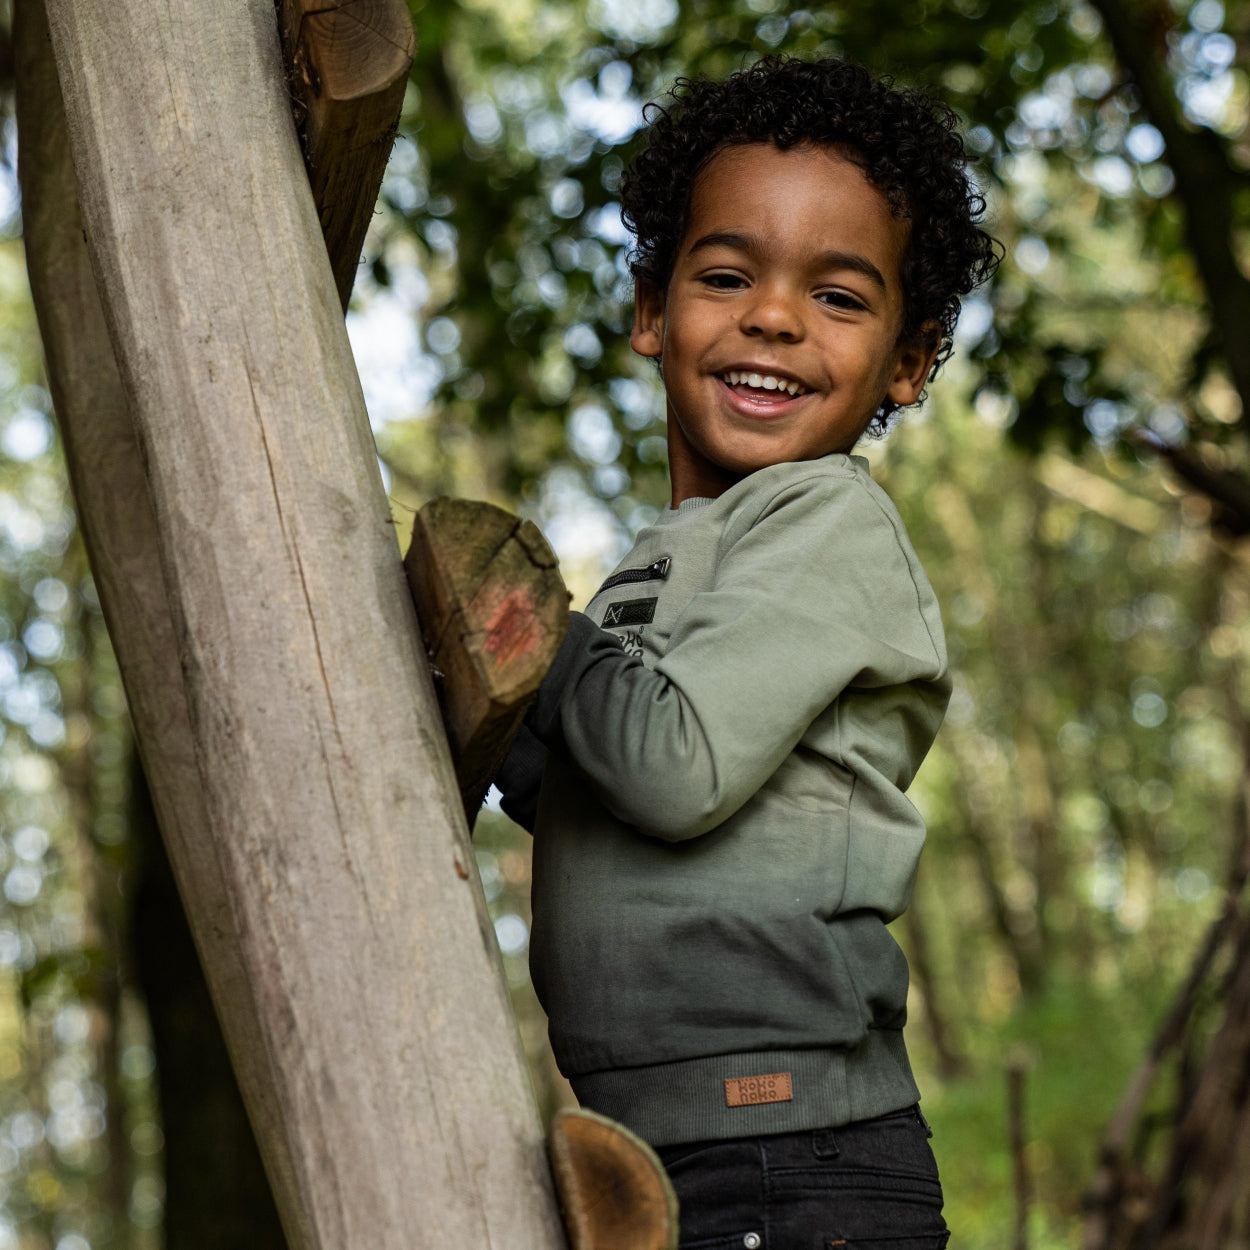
631, 142, 938, 505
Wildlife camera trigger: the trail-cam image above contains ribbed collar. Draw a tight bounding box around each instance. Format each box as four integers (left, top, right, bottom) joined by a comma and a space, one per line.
655, 454, 871, 523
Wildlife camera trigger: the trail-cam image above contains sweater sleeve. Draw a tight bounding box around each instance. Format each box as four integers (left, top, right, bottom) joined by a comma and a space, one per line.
526, 475, 946, 841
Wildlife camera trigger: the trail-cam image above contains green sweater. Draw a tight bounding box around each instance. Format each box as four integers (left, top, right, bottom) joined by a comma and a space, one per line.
516, 453, 950, 1146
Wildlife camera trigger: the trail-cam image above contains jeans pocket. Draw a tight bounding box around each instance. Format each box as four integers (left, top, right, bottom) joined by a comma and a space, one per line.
770, 1170, 948, 1248
660, 1138, 764, 1246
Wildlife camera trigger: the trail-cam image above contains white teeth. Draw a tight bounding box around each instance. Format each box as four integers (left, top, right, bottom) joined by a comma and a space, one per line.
722, 370, 807, 396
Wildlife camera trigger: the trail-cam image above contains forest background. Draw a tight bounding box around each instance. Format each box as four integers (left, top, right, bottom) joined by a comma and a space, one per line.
0, 0, 1248, 1246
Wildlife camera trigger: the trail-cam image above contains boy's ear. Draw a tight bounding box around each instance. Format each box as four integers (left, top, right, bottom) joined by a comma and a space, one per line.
885, 322, 941, 409
630, 278, 665, 359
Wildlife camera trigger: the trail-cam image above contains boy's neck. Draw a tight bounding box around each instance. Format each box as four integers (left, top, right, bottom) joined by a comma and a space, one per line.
666, 413, 745, 506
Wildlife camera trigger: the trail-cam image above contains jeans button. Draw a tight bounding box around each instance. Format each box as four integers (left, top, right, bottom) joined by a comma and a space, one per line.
743, 1235, 762, 1249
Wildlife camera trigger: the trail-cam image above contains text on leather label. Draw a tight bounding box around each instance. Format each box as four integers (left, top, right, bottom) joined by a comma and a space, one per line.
724, 1073, 793, 1107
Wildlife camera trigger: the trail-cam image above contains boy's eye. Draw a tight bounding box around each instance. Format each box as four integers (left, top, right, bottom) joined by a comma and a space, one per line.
701, 272, 748, 290
817, 289, 867, 312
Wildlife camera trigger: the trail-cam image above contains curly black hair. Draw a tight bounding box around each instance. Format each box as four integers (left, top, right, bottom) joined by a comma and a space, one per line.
620, 56, 1000, 427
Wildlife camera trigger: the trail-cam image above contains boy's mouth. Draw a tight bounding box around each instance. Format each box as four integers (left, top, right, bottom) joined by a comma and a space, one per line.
719, 369, 808, 396
716, 369, 811, 410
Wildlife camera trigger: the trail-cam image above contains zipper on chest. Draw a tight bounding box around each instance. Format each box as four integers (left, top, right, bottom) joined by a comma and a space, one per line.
596, 556, 671, 595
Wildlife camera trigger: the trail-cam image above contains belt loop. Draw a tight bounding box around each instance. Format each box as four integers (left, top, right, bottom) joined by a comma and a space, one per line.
812, 1127, 840, 1159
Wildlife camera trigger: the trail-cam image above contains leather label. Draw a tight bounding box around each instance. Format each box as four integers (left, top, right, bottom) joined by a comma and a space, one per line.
724, 1072, 793, 1107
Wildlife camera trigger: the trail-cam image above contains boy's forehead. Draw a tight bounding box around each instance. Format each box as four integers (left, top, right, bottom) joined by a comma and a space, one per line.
681, 142, 909, 283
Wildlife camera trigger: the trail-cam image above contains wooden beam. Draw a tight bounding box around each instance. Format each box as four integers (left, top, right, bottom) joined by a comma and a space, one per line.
36, 0, 566, 1244
405, 499, 570, 824
13, 0, 301, 1223
278, 0, 415, 309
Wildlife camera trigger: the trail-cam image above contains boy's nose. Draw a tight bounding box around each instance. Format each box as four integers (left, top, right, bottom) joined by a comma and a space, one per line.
740, 284, 804, 342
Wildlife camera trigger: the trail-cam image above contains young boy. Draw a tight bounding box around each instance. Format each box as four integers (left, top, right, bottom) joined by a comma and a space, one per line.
497, 55, 997, 1247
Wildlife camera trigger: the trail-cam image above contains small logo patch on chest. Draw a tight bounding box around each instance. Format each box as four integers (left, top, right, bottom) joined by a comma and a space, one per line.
602, 597, 658, 627
724, 1072, 793, 1107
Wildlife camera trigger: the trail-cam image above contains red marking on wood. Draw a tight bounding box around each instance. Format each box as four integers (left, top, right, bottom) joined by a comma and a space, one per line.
483, 587, 540, 668
454, 857, 469, 880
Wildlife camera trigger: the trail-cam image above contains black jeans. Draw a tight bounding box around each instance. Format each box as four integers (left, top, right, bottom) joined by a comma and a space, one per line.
656, 1106, 950, 1250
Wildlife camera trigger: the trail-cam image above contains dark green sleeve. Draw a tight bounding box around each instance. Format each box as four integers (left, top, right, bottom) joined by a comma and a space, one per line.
492, 722, 546, 834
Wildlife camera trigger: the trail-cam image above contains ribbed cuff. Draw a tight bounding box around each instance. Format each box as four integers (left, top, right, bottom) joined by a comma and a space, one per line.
569, 1032, 919, 1148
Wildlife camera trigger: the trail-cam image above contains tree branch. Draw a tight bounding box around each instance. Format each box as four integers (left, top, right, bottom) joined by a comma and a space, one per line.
1090, 0, 1250, 413
1129, 429, 1250, 535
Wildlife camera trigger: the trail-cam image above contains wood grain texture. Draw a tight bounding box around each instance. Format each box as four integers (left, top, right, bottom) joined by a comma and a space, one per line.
38, 0, 565, 1244
548, 1110, 679, 1250
405, 498, 569, 822
12, 5, 302, 1230
278, 0, 414, 308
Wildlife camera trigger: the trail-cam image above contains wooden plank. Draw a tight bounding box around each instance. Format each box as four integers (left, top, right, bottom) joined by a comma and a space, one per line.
277, 0, 415, 309
405, 499, 569, 823
37, 0, 566, 1245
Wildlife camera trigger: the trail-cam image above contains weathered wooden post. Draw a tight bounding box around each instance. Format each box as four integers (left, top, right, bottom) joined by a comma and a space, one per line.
15, 0, 295, 1235
24, 0, 568, 1244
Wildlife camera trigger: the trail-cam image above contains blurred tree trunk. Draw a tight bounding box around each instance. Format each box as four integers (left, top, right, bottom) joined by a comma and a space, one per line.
58, 541, 131, 1242
902, 901, 965, 1079
928, 477, 1047, 996
1152, 919, 1250, 1249
130, 758, 288, 1250
1084, 656, 1250, 1250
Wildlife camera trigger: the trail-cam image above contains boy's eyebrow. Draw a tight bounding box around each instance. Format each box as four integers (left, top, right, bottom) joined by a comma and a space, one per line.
687, 231, 888, 291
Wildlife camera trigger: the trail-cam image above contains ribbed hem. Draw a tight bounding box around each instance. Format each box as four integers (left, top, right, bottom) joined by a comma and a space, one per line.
569, 1030, 919, 1147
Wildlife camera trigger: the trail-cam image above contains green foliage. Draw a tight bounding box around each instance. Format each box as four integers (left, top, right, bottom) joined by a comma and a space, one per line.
376, 0, 1249, 518
877, 392, 1235, 1242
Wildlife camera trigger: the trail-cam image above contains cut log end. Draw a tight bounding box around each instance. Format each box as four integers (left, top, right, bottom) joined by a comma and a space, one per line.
278, 0, 416, 310
548, 1109, 679, 1250
404, 498, 570, 823
301, 6, 414, 103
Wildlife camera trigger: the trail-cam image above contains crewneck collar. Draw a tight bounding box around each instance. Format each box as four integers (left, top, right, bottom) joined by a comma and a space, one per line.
666, 495, 714, 515
660, 453, 870, 520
